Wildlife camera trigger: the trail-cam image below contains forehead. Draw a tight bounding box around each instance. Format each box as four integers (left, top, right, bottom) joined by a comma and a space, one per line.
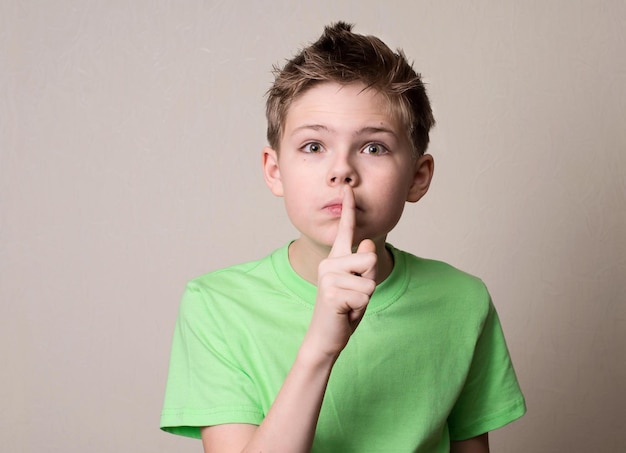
284, 82, 401, 134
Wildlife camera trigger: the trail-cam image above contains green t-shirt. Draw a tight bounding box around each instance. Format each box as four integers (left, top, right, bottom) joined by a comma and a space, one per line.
161, 244, 526, 452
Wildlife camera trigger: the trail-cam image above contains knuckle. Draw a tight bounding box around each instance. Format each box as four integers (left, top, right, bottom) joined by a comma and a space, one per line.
356, 292, 370, 308
318, 260, 331, 274
326, 286, 340, 300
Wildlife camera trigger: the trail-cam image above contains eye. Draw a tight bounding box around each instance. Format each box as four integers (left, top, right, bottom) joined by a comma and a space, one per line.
362, 143, 388, 155
302, 142, 324, 153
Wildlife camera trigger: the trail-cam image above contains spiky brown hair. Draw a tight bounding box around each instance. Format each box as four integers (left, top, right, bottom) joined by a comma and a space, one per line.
266, 22, 435, 156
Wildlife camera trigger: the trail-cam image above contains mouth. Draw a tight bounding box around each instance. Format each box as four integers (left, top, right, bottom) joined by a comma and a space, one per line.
324, 203, 344, 216
322, 199, 362, 215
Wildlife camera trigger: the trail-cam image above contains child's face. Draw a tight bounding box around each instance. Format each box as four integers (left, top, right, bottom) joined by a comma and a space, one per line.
263, 82, 433, 250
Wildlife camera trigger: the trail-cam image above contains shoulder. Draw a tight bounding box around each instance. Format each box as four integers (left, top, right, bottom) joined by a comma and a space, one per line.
188, 245, 285, 292
389, 245, 492, 317
392, 245, 488, 294
178, 246, 287, 315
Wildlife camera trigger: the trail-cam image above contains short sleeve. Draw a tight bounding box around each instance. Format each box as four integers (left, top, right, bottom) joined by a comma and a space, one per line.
160, 283, 264, 438
447, 300, 526, 440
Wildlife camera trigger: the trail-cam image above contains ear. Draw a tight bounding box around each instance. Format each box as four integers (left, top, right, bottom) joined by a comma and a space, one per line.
262, 146, 284, 197
406, 154, 434, 203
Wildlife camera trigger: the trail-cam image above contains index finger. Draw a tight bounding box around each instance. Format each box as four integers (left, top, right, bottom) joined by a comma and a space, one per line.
329, 185, 355, 258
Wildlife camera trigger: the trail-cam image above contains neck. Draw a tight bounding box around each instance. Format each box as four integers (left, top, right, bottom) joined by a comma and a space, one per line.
288, 237, 394, 285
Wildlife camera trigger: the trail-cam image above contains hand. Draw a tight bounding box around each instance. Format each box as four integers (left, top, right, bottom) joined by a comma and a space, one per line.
304, 186, 377, 360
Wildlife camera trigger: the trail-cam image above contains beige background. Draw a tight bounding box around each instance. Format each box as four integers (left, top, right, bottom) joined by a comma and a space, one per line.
1, 1, 625, 452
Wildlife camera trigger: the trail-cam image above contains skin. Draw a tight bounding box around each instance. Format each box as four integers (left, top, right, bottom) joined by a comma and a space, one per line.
264, 82, 429, 285
201, 82, 489, 452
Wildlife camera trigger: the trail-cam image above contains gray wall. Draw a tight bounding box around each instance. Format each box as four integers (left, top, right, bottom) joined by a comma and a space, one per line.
1, 1, 624, 451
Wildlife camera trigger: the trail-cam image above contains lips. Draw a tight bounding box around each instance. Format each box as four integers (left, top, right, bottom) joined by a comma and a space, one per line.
324, 203, 343, 216
322, 198, 344, 210
322, 198, 362, 214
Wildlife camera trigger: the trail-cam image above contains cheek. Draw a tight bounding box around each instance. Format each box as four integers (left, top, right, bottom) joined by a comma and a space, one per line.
373, 178, 411, 203
283, 188, 309, 219
374, 183, 410, 223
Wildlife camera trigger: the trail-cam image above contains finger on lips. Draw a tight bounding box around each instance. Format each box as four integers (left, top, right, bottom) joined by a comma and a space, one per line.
329, 185, 356, 258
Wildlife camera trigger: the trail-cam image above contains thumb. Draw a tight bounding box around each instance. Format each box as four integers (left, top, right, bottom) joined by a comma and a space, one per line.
356, 239, 377, 281
356, 238, 376, 254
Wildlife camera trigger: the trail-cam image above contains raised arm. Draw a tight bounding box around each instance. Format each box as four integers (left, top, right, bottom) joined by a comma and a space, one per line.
201, 186, 377, 453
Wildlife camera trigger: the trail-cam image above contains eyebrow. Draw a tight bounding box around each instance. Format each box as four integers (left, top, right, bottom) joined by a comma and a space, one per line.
354, 126, 398, 138
291, 124, 399, 138
291, 124, 332, 134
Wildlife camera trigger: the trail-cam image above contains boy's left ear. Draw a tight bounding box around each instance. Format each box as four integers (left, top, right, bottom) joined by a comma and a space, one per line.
406, 154, 434, 203
262, 146, 284, 197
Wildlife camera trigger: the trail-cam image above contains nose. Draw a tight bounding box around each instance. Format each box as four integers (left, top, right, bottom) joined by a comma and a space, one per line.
327, 153, 358, 186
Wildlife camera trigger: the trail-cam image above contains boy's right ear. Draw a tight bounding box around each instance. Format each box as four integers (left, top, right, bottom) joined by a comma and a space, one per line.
262, 146, 284, 197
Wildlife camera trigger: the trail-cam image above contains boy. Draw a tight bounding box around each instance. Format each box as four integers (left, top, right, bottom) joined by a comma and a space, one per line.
161, 22, 526, 452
